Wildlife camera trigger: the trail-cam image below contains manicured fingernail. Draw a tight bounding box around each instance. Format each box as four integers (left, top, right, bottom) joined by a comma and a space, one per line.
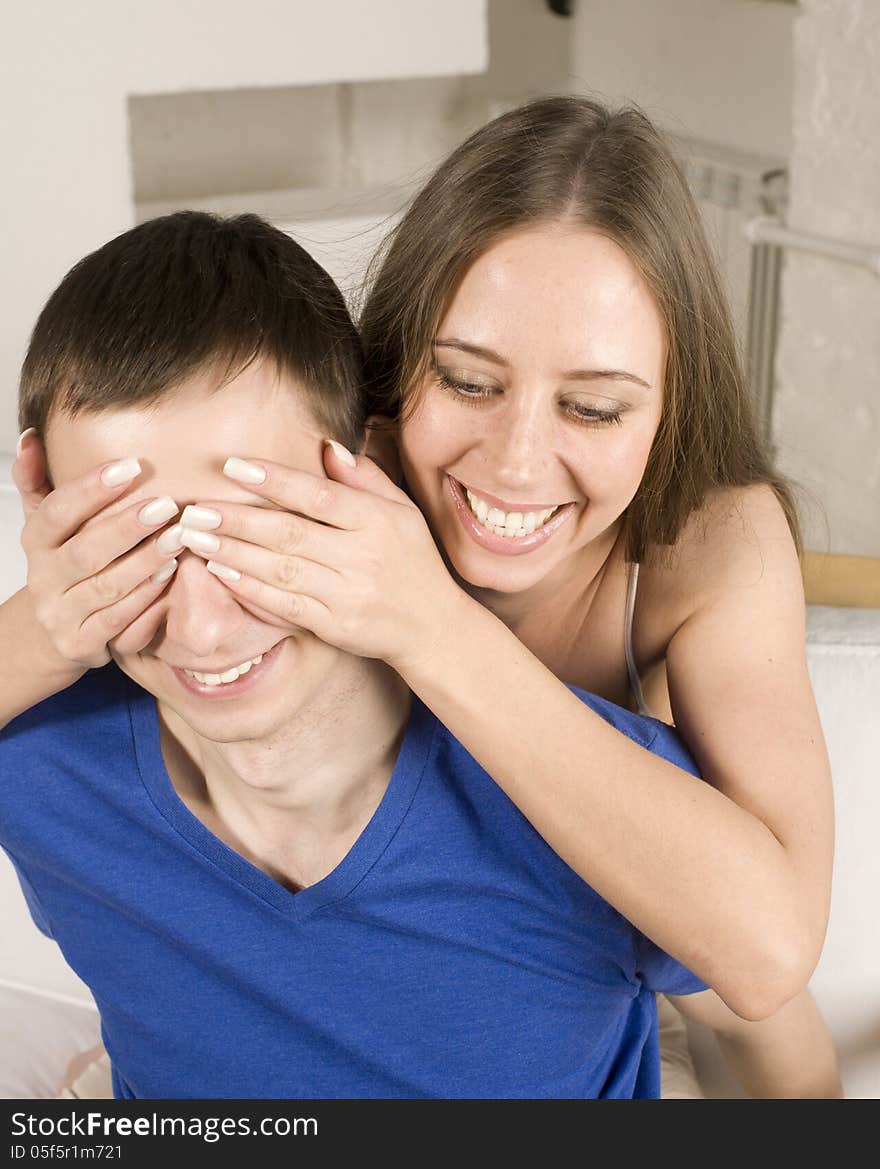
156, 523, 185, 554
325, 439, 356, 468
179, 527, 220, 554
206, 560, 241, 582
101, 458, 142, 487
180, 505, 222, 530
16, 427, 36, 456
151, 558, 178, 584
223, 457, 266, 485
138, 496, 179, 526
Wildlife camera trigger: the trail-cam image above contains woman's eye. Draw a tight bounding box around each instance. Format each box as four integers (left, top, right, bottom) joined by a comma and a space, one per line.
566, 403, 623, 427
436, 370, 496, 400
435, 368, 622, 425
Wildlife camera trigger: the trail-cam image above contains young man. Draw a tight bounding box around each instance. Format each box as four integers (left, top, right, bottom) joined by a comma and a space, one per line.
0, 212, 839, 1099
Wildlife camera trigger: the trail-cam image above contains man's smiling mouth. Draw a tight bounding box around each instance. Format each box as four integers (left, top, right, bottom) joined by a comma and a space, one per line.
167, 639, 287, 694
182, 652, 265, 687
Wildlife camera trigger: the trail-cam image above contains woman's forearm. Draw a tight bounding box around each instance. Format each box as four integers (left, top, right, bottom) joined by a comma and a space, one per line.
399, 592, 816, 1020
715, 991, 843, 1098
669, 987, 843, 1097
0, 588, 83, 732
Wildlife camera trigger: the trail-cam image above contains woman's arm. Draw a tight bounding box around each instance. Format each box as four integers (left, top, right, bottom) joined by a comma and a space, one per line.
667, 987, 843, 1098
394, 486, 832, 1018
0, 588, 84, 731
186, 453, 833, 1020
0, 439, 184, 732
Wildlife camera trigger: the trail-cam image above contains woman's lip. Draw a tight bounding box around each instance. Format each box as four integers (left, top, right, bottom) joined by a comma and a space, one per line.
169, 639, 285, 699
454, 479, 565, 514
446, 476, 575, 557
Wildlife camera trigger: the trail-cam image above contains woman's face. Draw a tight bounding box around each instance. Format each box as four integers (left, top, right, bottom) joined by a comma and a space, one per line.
398, 224, 667, 595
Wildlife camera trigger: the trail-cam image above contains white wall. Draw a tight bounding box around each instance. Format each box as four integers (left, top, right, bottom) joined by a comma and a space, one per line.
129, 1, 569, 329
568, 0, 795, 157
571, 0, 880, 558
772, 0, 880, 557
0, 0, 488, 452
129, 0, 569, 208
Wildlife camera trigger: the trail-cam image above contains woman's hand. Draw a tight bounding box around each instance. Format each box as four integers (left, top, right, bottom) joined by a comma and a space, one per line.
12, 431, 185, 671
181, 441, 463, 673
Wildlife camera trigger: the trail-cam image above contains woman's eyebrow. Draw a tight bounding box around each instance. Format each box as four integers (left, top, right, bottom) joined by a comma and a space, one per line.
560, 369, 652, 390
433, 338, 651, 390
434, 339, 508, 366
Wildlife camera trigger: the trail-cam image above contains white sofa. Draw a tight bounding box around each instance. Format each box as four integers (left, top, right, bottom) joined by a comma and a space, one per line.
686, 600, 880, 1099
1, 452, 878, 1098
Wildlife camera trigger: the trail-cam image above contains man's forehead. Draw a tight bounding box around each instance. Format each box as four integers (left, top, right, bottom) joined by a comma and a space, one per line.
45, 385, 325, 495
45, 363, 324, 460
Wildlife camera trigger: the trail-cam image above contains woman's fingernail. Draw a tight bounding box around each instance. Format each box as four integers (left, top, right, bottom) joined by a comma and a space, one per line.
16, 427, 37, 456
206, 560, 241, 582
223, 457, 266, 485
101, 458, 142, 487
180, 505, 222, 530
156, 523, 185, 555
138, 496, 179, 526
325, 439, 356, 468
151, 558, 178, 584
179, 527, 220, 554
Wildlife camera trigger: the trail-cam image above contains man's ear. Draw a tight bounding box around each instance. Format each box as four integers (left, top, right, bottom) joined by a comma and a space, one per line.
13, 429, 54, 517
361, 415, 403, 487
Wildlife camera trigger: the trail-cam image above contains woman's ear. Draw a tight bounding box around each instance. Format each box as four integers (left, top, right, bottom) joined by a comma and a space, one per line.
361, 415, 403, 487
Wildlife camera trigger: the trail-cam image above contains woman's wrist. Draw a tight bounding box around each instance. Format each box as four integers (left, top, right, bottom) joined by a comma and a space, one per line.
6, 587, 86, 685
0, 589, 86, 730
391, 581, 492, 687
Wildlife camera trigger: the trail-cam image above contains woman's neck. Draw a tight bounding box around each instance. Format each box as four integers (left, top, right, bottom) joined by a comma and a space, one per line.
462, 521, 623, 637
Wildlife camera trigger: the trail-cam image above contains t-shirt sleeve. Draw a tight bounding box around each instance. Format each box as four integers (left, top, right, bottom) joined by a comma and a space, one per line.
5, 854, 55, 939
634, 931, 708, 995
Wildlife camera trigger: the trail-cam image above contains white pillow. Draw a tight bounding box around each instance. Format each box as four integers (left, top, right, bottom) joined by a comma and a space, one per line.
0, 453, 27, 603
0, 983, 102, 1099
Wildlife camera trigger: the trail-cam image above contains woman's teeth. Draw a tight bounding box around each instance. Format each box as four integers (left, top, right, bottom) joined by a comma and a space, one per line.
183, 654, 264, 686
464, 488, 559, 539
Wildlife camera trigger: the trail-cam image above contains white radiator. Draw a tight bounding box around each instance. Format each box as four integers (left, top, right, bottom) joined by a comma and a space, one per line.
675, 135, 788, 441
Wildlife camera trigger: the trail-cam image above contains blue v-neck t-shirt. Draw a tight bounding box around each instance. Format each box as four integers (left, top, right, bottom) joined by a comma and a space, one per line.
0, 664, 707, 1098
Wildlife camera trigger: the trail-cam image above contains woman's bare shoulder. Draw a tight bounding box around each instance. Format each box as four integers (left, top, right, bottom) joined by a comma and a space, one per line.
640, 483, 801, 623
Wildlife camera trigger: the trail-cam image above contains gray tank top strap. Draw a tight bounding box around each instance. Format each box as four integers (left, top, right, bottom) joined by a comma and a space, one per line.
624, 560, 654, 719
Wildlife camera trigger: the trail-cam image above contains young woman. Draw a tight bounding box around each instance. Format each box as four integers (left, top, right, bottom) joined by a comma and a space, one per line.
5, 97, 840, 1096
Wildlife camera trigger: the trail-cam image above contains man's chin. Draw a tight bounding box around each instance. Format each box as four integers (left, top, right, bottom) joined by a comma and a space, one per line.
162, 695, 294, 749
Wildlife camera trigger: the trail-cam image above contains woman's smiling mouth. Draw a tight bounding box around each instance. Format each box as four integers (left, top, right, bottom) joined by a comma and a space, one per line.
447, 476, 576, 555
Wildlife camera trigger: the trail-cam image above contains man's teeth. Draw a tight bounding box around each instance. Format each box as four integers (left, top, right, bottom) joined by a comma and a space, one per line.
183, 654, 264, 686
464, 488, 560, 538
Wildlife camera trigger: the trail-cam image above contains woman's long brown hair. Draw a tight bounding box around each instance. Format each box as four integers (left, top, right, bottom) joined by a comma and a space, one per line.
360, 95, 800, 563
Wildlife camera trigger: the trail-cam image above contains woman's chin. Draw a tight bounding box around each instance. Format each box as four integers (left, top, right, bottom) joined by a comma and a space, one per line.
447, 543, 550, 596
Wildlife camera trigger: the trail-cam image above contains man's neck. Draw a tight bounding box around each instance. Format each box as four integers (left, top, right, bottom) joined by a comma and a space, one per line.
157, 659, 411, 891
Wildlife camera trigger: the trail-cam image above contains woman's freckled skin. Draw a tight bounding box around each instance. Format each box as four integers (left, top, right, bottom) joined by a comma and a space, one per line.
398, 225, 666, 604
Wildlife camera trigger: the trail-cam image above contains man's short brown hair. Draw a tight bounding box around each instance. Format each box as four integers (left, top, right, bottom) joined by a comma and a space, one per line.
20, 211, 365, 450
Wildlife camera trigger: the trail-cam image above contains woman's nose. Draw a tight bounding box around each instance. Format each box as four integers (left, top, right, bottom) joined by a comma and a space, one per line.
487, 397, 552, 491
162, 551, 246, 660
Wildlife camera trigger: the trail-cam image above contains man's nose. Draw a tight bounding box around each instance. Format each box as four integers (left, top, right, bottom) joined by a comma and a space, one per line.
162, 552, 246, 660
